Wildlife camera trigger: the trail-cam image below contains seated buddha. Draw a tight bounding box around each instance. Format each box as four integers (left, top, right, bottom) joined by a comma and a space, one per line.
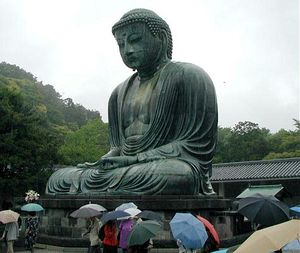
46, 8, 218, 195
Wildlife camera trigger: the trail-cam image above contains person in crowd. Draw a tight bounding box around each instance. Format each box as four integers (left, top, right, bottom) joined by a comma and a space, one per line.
119, 218, 134, 253
102, 220, 118, 253
24, 211, 39, 253
82, 216, 101, 253
202, 235, 218, 253
128, 239, 153, 253
176, 239, 196, 253
0, 221, 19, 253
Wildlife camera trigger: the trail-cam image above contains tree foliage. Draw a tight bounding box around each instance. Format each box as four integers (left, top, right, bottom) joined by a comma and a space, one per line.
58, 119, 109, 165
214, 120, 300, 163
213, 127, 231, 163
264, 119, 300, 160
227, 121, 270, 162
0, 62, 105, 197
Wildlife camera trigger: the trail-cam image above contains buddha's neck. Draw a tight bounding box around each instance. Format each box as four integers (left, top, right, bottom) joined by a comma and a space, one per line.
137, 60, 169, 82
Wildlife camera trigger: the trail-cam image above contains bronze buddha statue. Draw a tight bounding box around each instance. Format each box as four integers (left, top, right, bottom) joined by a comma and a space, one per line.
46, 8, 218, 195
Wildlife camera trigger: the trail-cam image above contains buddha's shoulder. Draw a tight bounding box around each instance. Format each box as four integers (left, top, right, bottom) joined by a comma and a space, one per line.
169, 61, 211, 79
113, 74, 137, 93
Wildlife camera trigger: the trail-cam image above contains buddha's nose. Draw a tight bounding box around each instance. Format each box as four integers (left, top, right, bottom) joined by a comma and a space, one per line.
124, 43, 134, 55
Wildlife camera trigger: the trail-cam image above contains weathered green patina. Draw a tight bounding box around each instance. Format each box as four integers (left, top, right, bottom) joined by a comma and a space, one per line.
46, 9, 218, 195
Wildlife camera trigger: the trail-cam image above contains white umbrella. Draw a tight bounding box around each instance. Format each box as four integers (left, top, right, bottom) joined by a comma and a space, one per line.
115, 202, 137, 211
70, 203, 106, 218
79, 203, 106, 212
124, 208, 142, 217
118, 208, 142, 220
0, 210, 20, 224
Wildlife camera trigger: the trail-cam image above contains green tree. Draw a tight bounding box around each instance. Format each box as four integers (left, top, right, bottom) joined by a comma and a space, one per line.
224, 121, 271, 162
0, 62, 100, 129
0, 76, 65, 196
0, 61, 36, 82
58, 118, 109, 165
0, 62, 106, 197
264, 119, 300, 159
213, 127, 232, 163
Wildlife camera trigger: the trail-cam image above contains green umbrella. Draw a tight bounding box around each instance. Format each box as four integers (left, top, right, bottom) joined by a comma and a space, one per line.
127, 220, 162, 247
21, 203, 44, 212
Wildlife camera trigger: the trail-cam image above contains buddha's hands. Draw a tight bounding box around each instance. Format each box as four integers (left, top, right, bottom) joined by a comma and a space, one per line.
101, 156, 138, 170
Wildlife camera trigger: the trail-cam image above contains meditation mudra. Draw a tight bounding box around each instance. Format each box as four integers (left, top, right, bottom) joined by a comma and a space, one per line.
46, 8, 218, 195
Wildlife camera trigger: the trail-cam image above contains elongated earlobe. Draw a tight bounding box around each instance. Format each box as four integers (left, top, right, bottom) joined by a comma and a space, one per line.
159, 30, 169, 61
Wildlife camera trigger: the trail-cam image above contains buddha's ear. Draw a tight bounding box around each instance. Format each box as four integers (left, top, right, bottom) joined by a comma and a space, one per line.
158, 30, 169, 60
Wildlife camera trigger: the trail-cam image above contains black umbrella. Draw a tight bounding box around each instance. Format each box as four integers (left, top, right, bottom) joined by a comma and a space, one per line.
237, 193, 289, 226
100, 210, 130, 225
137, 210, 162, 222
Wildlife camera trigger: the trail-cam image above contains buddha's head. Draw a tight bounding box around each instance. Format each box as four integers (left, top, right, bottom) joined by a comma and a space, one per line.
112, 9, 172, 72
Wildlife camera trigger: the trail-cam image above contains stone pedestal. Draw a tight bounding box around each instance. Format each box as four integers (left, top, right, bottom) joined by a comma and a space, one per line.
16, 195, 234, 248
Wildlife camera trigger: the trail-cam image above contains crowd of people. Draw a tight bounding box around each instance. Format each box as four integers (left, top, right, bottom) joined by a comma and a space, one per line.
82, 215, 155, 253
0, 209, 219, 253
79, 213, 218, 253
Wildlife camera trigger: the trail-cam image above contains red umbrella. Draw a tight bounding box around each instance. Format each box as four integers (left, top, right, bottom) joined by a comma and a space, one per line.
196, 215, 220, 247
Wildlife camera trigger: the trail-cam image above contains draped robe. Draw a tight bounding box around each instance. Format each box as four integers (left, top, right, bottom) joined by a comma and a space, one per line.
46, 61, 218, 195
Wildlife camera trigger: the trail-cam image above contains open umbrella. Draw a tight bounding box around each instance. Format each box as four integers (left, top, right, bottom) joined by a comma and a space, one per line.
212, 245, 240, 253
70, 203, 106, 218
290, 206, 300, 218
21, 203, 44, 212
137, 210, 162, 222
80, 203, 106, 212
197, 215, 220, 247
127, 220, 162, 247
170, 213, 208, 249
234, 219, 300, 253
123, 208, 141, 217
282, 239, 300, 252
101, 210, 130, 225
0, 210, 20, 224
211, 249, 228, 253
115, 202, 137, 211
237, 193, 289, 226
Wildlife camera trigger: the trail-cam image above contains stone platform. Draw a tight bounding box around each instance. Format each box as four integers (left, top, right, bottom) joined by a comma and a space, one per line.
16, 195, 234, 248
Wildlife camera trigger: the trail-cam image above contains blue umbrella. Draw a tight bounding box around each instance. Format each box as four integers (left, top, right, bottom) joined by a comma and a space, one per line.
283, 239, 300, 251
21, 203, 44, 212
170, 213, 208, 249
290, 206, 300, 218
211, 249, 228, 253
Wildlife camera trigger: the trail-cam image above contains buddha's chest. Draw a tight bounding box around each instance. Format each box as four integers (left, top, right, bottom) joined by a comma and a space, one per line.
122, 77, 156, 125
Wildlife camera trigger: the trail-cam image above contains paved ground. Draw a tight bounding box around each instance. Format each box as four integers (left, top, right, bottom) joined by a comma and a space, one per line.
8, 245, 87, 253
3, 243, 179, 253
12, 246, 178, 253
15, 249, 64, 253
2, 248, 180, 253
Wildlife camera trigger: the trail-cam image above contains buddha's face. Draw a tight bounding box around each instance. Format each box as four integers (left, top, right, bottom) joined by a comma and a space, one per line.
114, 22, 163, 71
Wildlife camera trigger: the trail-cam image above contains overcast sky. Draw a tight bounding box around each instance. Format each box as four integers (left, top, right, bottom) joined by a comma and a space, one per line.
1, 0, 299, 132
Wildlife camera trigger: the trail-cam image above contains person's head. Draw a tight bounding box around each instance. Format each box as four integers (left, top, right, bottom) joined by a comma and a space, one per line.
106, 220, 116, 228
28, 211, 36, 217
88, 216, 97, 223
112, 8, 172, 72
